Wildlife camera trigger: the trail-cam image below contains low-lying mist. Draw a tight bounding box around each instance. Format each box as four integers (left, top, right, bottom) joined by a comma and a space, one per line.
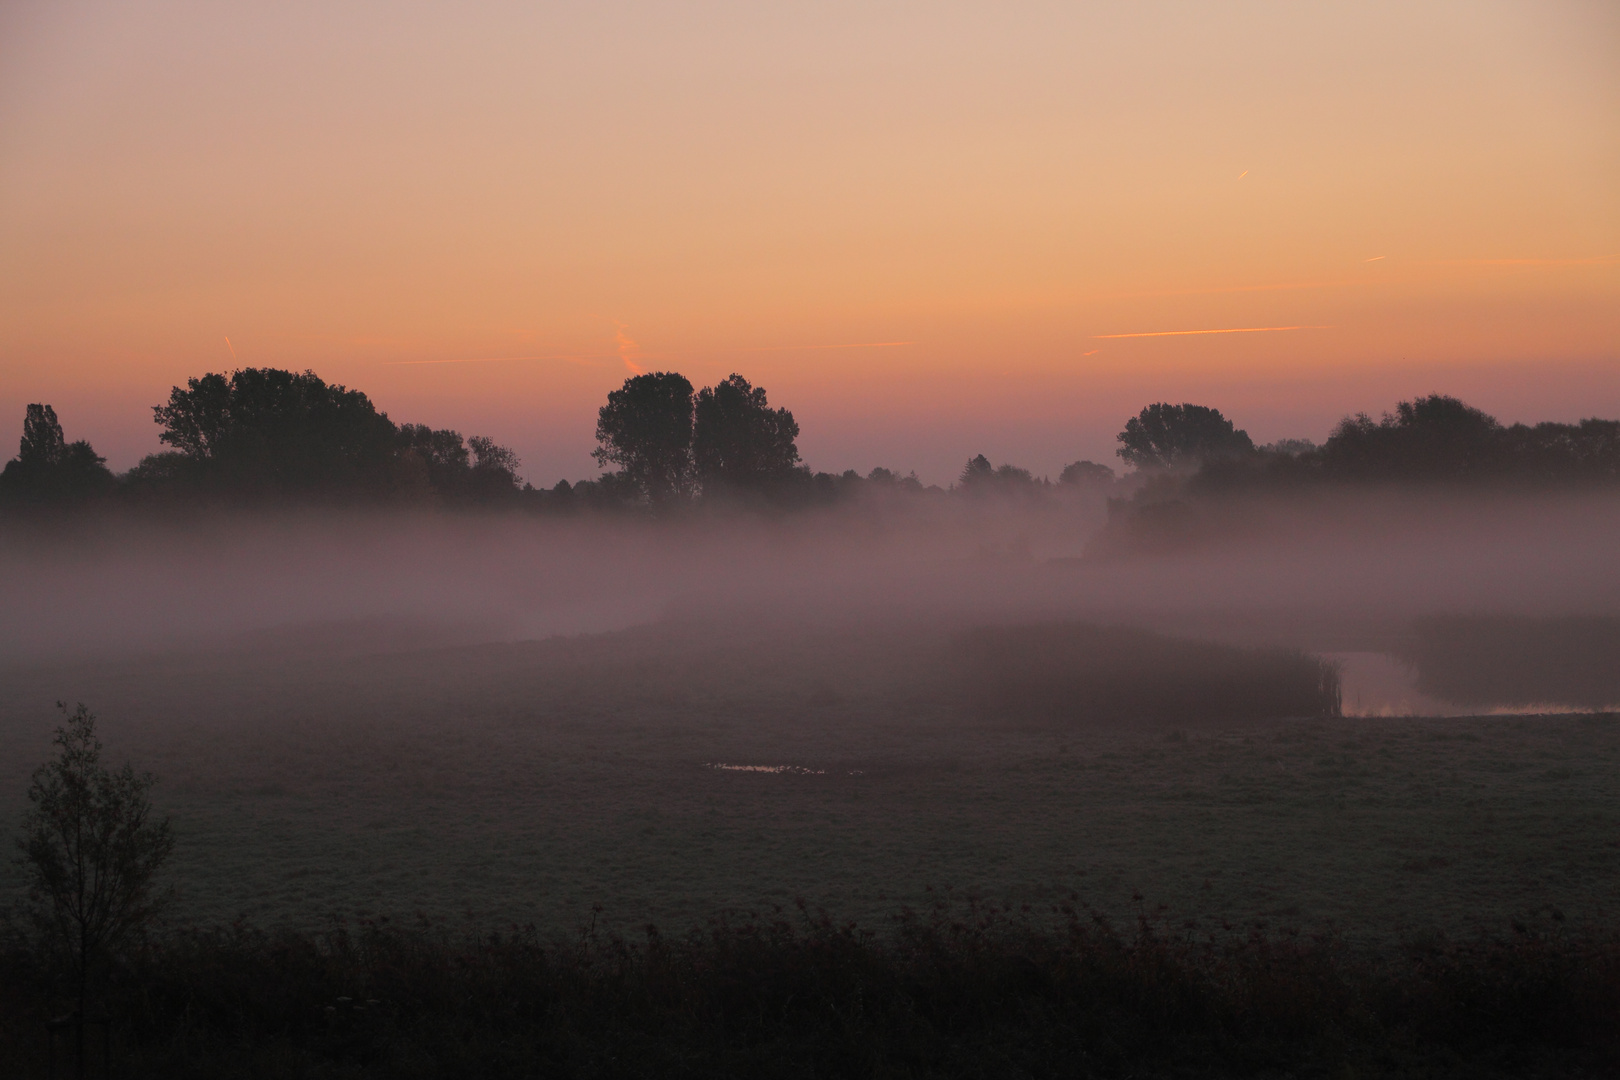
4, 486, 1618, 713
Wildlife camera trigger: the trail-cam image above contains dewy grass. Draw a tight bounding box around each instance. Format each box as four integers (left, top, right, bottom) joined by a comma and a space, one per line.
1, 901, 1616, 1078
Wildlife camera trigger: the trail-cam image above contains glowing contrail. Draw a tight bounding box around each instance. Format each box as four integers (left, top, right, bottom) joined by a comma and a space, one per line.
1094, 325, 1332, 339
1364, 256, 1386, 262
616, 325, 646, 375
225, 336, 237, 360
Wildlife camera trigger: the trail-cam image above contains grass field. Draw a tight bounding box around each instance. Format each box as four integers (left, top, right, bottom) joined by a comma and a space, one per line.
2, 618, 1615, 949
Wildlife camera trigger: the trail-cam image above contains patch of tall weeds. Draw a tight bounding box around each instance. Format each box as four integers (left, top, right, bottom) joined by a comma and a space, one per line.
1, 900, 1615, 1078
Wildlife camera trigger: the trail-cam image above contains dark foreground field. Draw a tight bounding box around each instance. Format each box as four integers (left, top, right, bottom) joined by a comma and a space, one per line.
2, 618, 1618, 1076
4, 900, 1617, 1078
2, 619, 1615, 940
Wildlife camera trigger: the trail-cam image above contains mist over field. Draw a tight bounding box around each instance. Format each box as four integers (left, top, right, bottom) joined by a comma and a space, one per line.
6, 1, 1619, 1070
4, 486, 1617, 671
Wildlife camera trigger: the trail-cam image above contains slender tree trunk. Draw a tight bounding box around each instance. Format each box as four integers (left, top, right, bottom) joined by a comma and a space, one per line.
77, 924, 87, 1080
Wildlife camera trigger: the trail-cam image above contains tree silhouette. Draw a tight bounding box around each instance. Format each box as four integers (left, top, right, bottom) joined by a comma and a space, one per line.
467, 435, 523, 495
394, 425, 522, 503
1116, 403, 1253, 470
692, 374, 803, 494
1321, 394, 1503, 480
593, 372, 697, 502
958, 455, 1038, 493
20, 403, 67, 463
0, 404, 114, 505
959, 455, 994, 487
17, 703, 173, 1077
152, 368, 400, 498
1059, 460, 1116, 488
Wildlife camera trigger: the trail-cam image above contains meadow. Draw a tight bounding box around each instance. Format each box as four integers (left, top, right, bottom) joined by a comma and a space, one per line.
2, 617, 1614, 947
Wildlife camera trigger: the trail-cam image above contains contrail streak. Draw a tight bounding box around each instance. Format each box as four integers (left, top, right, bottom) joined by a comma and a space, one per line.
1093, 325, 1332, 339
225, 337, 237, 360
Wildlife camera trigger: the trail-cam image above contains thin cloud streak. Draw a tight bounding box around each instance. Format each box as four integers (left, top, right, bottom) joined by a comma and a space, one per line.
1094, 325, 1333, 340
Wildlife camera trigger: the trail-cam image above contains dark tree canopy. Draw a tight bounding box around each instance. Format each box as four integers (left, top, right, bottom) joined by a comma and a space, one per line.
1059, 460, 1116, 488
1320, 394, 1504, 480
593, 372, 697, 502
1117, 403, 1254, 471
0, 404, 114, 505
394, 424, 522, 503
958, 455, 1038, 493
153, 368, 400, 497
959, 454, 994, 487
397, 423, 472, 475
1195, 395, 1620, 489
692, 374, 802, 494
20, 403, 67, 464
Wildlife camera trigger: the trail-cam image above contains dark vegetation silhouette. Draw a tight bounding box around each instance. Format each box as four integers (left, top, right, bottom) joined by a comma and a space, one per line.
1201, 393, 1620, 487
14, 703, 173, 1079
148, 367, 402, 500
0, 405, 114, 507
692, 373, 804, 497
1116, 403, 1254, 471
4, 374, 1618, 521
1, 902, 1613, 1078
1, 369, 526, 513
1093, 394, 1620, 557
593, 370, 811, 505
957, 454, 1044, 494
1395, 615, 1620, 709
955, 624, 1341, 724
592, 371, 700, 503
1059, 459, 1116, 488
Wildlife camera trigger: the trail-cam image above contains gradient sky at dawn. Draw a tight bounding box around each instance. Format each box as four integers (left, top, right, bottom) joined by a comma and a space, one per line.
2, 1, 1617, 484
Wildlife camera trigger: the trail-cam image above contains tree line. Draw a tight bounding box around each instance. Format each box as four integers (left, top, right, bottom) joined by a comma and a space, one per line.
2, 366, 1617, 515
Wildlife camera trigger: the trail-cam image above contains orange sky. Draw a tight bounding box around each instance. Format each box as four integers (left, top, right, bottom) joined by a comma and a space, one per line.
2, 0, 1617, 484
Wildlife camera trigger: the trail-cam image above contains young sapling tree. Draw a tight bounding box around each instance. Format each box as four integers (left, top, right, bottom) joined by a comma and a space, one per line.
16, 702, 173, 1074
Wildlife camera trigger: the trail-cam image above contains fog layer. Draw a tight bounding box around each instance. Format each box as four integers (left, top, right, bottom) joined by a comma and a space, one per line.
4, 488, 1617, 670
